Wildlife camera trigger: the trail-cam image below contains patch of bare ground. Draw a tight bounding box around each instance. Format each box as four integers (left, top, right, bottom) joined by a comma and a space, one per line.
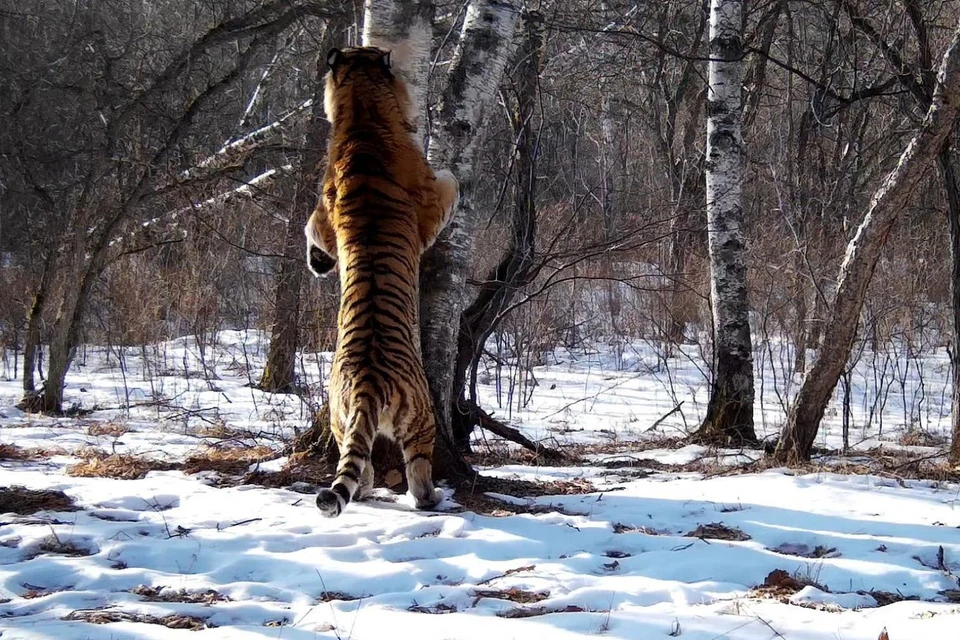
86, 422, 131, 437
685, 522, 751, 541
317, 591, 365, 602
63, 609, 213, 630
467, 444, 580, 468
473, 588, 549, 605
22, 583, 75, 599
451, 475, 596, 517
749, 569, 828, 603
572, 436, 689, 457
896, 429, 949, 448
613, 523, 667, 535
769, 542, 840, 558
0, 443, 33, 460
0, 486, 76, 515
182, 444, 279, 476
132, 585, 229, 604
408, 602, 457, 614
242, 452, 335, 489
37, 534, 96, 557
67, 452, 175, 480
749, 569, 918, 612
497, 604, 591, 619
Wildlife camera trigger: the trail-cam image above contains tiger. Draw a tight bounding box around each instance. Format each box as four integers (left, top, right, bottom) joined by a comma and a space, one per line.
304, 46, 460, 518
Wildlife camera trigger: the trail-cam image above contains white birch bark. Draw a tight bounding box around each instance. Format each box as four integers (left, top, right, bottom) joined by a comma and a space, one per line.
698, 0, 757, 444
418, 0, 520, 455
778, 19, 960, 461
362, 0, 434, 142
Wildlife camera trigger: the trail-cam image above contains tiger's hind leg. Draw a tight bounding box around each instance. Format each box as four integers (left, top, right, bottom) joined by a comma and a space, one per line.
397, 392, 443, 510
316, 398, 374, 518
357, 458, 375, 500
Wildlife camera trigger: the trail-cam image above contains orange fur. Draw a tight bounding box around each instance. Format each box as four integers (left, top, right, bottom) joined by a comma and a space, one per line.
305, 47, 459, 518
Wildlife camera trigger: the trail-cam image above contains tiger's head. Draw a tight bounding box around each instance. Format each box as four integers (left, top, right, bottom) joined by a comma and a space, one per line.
323, 46, 416, 128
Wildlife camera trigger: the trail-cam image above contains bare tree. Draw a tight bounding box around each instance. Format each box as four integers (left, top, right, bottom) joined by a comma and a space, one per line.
776, 17, 960, 462
258, 19, 347, 393
695, 0, 757, 446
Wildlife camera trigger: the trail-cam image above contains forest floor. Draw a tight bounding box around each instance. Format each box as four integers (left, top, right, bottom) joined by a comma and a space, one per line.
0, 331, 958, 639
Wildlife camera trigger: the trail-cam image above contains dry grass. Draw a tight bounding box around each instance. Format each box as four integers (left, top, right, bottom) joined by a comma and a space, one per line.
685, 522, 751, 542
769, 542, 840, 558
407, 602, 457, 614
132, 585, 229, 604
38, 535, 96, 557
0, 486, 76, 515
897, 429, 949, 448
497, 604, 589, 619
451, 475, 596, 517
613, 523, 666, 535
473, 588, 550, 605
63, 609, 213, 630
67, 453, 173, 480
244, 454, 336, 489
182, 445, 278, 476
0, 443, 34, 460
317, 591, 365, 603
86, 422, 131, 438
749, 568, 826, 602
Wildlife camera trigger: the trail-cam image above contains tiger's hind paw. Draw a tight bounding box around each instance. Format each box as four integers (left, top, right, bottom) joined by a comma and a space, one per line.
413, 487, 443, 511
316, 488, 345, 518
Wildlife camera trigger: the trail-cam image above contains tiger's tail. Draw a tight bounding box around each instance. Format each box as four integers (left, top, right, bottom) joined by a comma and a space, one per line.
316, 395, 376, 518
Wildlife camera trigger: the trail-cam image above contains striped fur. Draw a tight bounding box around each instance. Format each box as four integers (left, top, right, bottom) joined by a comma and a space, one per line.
305, 47, 459, 518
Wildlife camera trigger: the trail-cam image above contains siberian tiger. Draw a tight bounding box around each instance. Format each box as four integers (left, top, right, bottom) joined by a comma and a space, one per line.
305, 46, 459, 518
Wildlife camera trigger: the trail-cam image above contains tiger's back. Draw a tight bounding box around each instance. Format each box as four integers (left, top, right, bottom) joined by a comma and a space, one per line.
305, 47, 459, 518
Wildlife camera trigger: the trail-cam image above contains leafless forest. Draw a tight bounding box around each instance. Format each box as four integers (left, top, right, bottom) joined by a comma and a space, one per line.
2, 0, 960, 470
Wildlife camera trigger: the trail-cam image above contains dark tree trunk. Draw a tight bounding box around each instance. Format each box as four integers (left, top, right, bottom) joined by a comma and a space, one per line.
20, 250, 54, 406
776, 23, 960, 462
943, 148, 960, 466
259, 31, 336, 393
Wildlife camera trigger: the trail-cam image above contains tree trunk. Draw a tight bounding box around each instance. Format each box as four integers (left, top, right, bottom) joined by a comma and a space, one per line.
943, 148, 960, 466
695, 0, 758, 446
42, 251, 98, 413
451, 10, 542, 450
20, 250, 54, 405
259, 27, 336, 393
417, 0, 519, 479
776, 22, 960, 462
362, 0, 434, 142
361, 0, 519, 481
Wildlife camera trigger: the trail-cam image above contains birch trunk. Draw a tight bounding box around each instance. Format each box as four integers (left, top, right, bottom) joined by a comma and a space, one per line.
776, 21, 960, 462
419, 0, 519, 473
696, 0, 757, 446
451, 11, 542, 450
362, 0, 434, 142
361, 0, 519, 479
259, 25, 337, 393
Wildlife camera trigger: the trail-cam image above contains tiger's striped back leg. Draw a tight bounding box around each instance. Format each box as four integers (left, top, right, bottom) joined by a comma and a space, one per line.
398, 389, 443, 510
316, 398, 375, 518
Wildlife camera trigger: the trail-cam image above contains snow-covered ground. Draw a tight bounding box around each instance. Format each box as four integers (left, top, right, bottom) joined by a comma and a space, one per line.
1, 332, 958, 639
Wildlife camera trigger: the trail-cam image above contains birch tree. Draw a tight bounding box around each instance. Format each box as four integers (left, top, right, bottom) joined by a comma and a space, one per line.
696, 0, 757, 446
419, 1, 520, 474
776, 18, 960, 462
361, 0, 519, 479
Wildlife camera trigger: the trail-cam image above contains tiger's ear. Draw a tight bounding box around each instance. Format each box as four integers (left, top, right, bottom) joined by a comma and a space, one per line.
380, 50, 391, 69
327, 48, 342, 70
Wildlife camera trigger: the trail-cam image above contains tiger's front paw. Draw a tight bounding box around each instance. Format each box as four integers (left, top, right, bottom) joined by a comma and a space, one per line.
307, 245, 337, 278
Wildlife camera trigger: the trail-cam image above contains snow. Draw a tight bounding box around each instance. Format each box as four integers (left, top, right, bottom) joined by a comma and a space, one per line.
1, 332, 958, 639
